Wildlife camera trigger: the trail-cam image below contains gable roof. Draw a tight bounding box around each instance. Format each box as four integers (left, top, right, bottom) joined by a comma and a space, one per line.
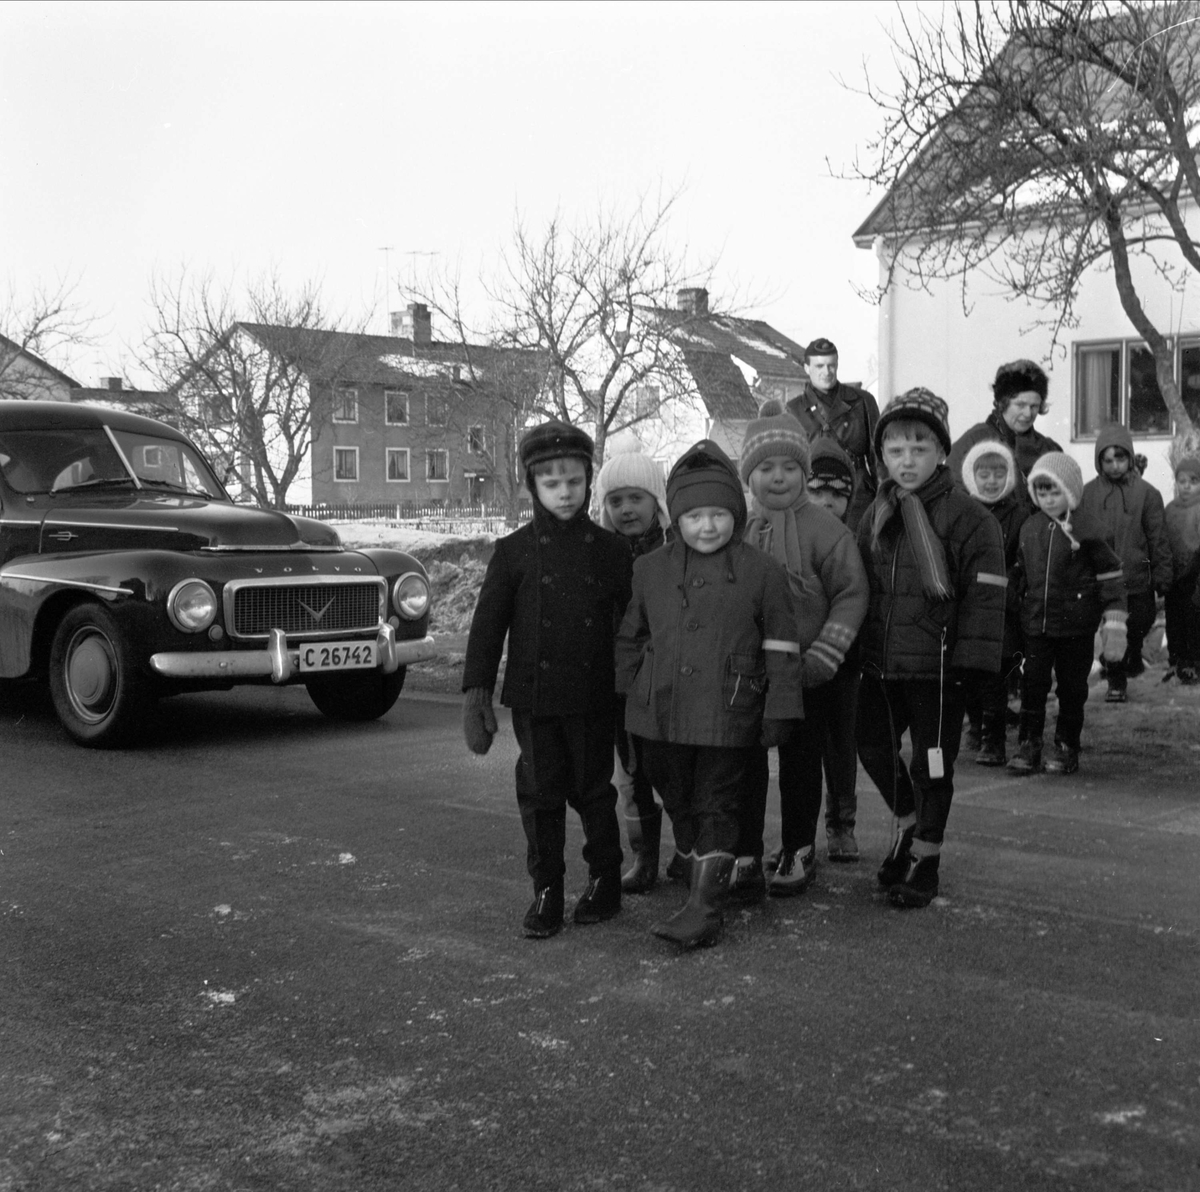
0, 332, 82, 390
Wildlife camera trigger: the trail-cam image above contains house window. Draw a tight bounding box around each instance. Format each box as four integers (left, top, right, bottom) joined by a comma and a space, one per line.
426, 449, 449, 481
467, 425, 486, 454
427, 395, 448, 427
1074, 340, 1174, 438
1177, 342, 1200, 428
634, 383, 660, 419
386, 448, 410, 482
385, 389, 409, 425
333, 388, 358, 424
334, 447, 359, 482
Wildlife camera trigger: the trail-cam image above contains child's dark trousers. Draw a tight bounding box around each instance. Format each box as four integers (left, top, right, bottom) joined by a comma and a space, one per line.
856, 674, 965, 847
512, 709, 623, 888
1020, 632, 1093, 749
1165, 578, 1199, 668
641, 741, 754, 856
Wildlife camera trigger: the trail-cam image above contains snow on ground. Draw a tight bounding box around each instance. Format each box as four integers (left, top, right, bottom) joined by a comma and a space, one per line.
327, 518, 500, 553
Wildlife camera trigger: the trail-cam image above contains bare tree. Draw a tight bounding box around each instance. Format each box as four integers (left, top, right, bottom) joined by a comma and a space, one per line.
852, 0, 1200, 432
486, 189, 717, 460
0, 275, 96, 399
139, 268, 369, 508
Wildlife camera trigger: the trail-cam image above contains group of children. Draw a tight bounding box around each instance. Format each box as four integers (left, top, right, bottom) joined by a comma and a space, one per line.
461, 385, 1200, 950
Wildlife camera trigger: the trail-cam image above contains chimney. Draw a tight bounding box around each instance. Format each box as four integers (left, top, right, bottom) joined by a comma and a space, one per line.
102, 377, 123, 392
676, 288, 709, 316
390, 303, 433, 344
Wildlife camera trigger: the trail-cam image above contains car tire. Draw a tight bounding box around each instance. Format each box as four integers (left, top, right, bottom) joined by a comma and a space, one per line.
48, 603, 150, 747
305, 667, 406, 721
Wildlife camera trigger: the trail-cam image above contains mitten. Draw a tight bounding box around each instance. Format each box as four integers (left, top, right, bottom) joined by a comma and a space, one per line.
801, 624, 853, 688
760, 718, 800, 748
800, 648, 838, 688
463, 687, 498, 755
1099, 610, 1128, 664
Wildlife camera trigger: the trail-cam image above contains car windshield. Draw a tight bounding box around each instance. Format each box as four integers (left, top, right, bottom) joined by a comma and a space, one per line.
0, 426, 226, 498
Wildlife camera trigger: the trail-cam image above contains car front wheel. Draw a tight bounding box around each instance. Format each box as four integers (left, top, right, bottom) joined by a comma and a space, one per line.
48, 603, 151, 747
305, 667, 406, 722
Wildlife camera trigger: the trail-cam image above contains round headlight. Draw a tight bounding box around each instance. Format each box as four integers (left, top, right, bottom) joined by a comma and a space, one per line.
392, 572, 430, 621
167, 579, 218, 633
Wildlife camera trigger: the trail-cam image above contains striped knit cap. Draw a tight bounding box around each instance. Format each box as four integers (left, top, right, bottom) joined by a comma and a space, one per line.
739, 400, 811, 483
874, 387, 953, 458
1027, 452, 1083, 511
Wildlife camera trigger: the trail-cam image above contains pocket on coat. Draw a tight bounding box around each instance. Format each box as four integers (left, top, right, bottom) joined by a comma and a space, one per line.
724, 653, 766, 711
631, 648, 654, 706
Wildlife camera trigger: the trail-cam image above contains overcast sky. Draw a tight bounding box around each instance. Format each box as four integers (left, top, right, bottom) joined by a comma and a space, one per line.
3, 0, 908, 390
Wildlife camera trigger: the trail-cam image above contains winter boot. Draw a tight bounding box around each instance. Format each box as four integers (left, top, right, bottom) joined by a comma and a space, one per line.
523, 879, 565, 939
1006, 737, 1042, 775
877, 822, 915, 889
1043, 739, 1079, 775
727, 855, 767, 905
621, 808, 662, 895
769, 845, 816, 896
826, 829, 859, 863
963, 719, 983, 753
651, 851, 735, 949
573, 870, 622, 924
975, 713, 1007, 766
889, 853, 941, 909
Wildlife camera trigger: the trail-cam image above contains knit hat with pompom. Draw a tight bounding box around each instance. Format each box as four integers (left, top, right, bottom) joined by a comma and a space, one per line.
1027, 452, 1084, 511
1170, 429, 1200, 482
594, 431, 670, 530
738, 399, 811, 483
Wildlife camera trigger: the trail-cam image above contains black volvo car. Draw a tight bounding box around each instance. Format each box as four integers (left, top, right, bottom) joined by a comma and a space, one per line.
0, 401, 436, 746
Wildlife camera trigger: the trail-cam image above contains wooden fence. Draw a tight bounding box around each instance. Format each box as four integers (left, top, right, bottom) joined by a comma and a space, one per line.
285, 502, 532, 524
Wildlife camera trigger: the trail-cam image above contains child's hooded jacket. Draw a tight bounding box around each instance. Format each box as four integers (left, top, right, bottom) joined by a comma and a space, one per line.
1078, 423, 1172, 596
615, 441, 803, 747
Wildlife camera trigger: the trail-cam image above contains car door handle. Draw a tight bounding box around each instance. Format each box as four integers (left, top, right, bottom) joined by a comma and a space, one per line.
46, 531, 79, 542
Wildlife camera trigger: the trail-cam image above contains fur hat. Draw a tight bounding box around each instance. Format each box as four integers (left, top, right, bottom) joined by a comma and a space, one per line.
874, 387, 953, 458
808, 439, 855, 497
518, 419, 595, 473
594, 431, 669, 530
666, 439, 746, 529
739, 400, 811, 483
961, 438, 1017, 504
1028, 452, 1083, 511
1170, 429, 1200, 482
993, 359, 1049, 408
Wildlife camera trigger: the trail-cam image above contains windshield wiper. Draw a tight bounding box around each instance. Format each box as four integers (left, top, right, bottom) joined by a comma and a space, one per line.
51, 477, 138, 493
136, 477, 215, 497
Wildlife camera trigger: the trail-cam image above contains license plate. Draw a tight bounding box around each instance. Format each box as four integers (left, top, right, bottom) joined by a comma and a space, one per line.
298, 641, 377, 673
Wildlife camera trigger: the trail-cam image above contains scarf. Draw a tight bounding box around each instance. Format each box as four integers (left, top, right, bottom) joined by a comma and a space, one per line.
744, 495, 816, 600
871, 479, 953, 601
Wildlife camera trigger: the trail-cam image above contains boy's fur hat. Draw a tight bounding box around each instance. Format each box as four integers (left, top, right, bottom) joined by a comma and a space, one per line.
808, 438, 855, 497
961, 438, 1017, 504
1170, 428, 1200, 482
666, 439, 746, 530
739, 400, 811, 483
1028, 452, 1084, 511
519, 420, 595, 474
1093, 423, 1135, 474
874, 387, 953, 458
594, 431, 670, 530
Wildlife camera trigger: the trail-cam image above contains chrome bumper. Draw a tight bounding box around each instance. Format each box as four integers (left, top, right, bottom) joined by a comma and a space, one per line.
149, 625, 438, 683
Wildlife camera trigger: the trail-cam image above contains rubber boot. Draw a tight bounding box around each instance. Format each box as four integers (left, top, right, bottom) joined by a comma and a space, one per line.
651, 851, 736, 950
877, 823, 915, 888
621, 807, 662, 895
523, 879, 564, 938
975, 711, 1007, 766
889, 853, 940, 909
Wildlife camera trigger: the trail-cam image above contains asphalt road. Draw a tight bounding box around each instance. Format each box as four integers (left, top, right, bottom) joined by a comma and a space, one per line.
2, 679, 1198, 1192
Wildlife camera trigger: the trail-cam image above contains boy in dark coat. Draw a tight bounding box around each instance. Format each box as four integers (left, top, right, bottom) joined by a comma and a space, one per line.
1009, 453, 1127, 775
959, 439, 1032, 765
462, 420, 633, 939
856, 389, 1007, 909
615, 440, 803, 948
1079, 423, 1171, 701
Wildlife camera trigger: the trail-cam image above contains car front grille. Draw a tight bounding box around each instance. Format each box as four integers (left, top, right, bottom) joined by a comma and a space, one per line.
224, 578, 386, 640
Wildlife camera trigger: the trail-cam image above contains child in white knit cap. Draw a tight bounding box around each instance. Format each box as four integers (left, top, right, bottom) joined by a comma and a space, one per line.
1010, 452, 1126, 776
593, 435, 674, 893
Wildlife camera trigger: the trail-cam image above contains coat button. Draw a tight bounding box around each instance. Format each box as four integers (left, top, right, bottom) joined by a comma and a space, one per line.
542, 618, 551, 627
542, 575, 552, 584
686, 620, 699, 631
540, 536, 550, 545
680, 665, 693, 675
584, 618, 593, 627
540, 660, 550, 669
585, 533, 594, 543
691, 577, 705, 587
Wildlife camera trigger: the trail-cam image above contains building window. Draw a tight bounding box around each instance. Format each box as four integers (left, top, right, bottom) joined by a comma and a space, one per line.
333, 388, 358, 424
1177, 342, 1200, 428
386, 448, 410, 482
385, 389, 409, 425
1074, 340, 1175, 438
334, 447, 359, 482
427, 394, 448, 427
426, 449, 449, 481
467, 425, 486, 454
633, 383, 660, 419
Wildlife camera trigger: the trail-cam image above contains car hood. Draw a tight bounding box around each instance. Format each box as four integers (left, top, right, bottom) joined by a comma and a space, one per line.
39, 495, 342, 552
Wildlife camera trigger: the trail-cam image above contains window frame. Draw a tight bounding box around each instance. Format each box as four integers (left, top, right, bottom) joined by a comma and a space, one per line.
426, 448, 449, 482
332, 387, 358, 425
333, 446, 359, 482
426, 394, 449, 428
467, 424, 486, 455
385, 447, 410, 483
384, 389, 409, 426
1072, 336, 1183, 440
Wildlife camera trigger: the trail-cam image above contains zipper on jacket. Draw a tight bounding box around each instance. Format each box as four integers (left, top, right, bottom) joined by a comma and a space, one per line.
1042, 520, 1053, 635
882, 541, 900, 673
